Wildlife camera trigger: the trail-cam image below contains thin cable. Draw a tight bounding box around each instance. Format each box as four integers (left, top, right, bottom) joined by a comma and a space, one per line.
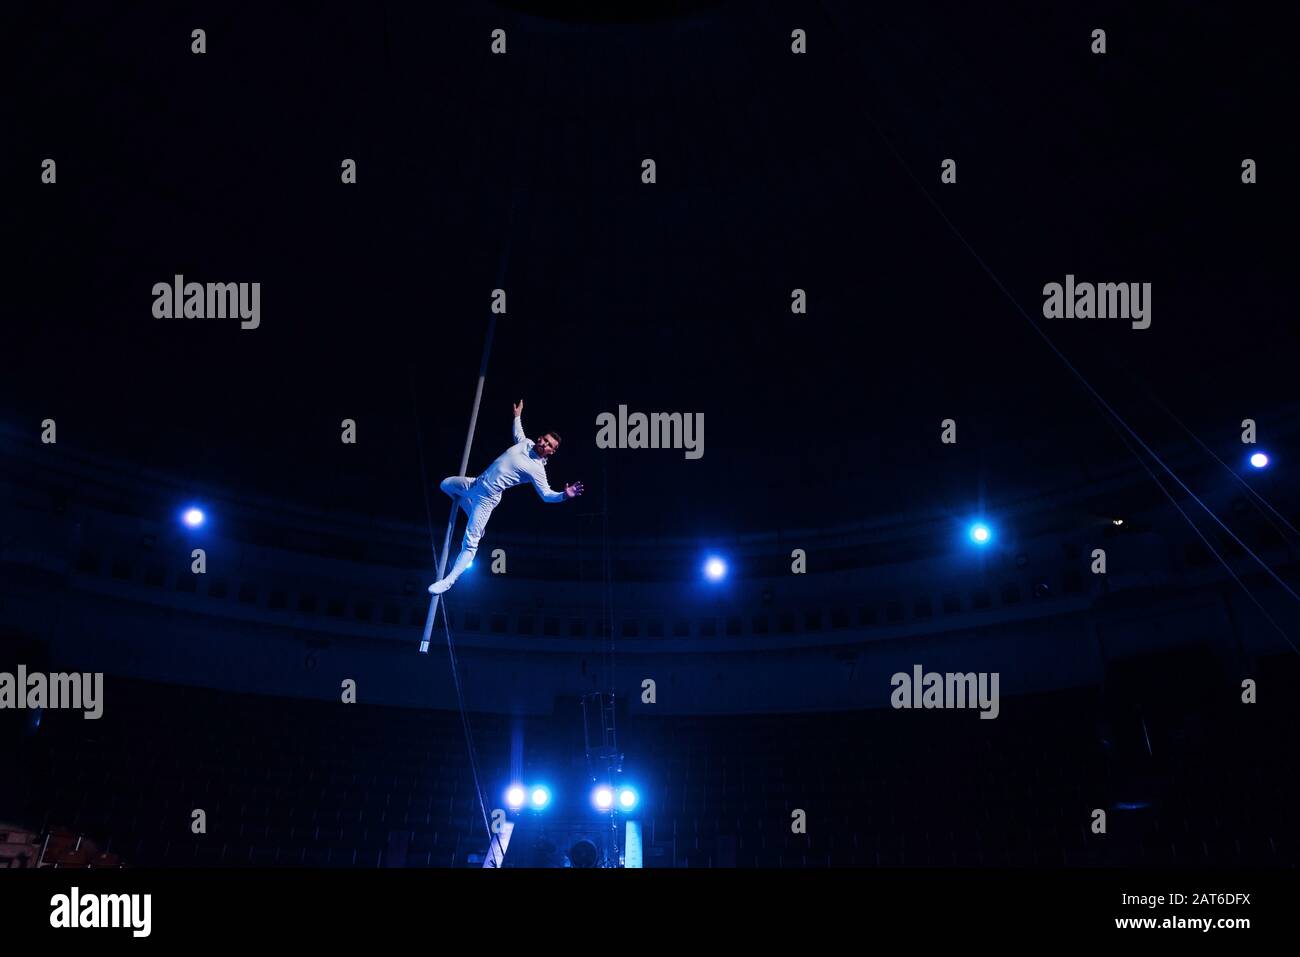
420, 20, 546, 864
389, 3, 521, 870
810, 0, 1300, 612
602, 454, 614, 702
1135, 384, 1300, 547
1099, 407, 1297, 652
409, 370, 504, 863
437, 592, 508, 865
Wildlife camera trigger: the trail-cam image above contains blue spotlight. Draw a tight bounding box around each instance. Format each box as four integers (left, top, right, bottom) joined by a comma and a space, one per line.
505, 785, 525, 810
182, 507, 205, 528
617, 787, 639, 810
1250, 452, 1269, 469
529, 786, 551, 810
968, 522, 992, 545
703, 556, 728, 581
592, 786, 614, 810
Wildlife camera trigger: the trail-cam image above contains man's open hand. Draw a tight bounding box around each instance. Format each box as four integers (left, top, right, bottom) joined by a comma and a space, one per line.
564, 481, 584, 499
513, 399, 524, 417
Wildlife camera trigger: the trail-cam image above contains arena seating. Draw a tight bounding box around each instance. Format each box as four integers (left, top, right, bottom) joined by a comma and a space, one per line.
16, 663, 1295, 867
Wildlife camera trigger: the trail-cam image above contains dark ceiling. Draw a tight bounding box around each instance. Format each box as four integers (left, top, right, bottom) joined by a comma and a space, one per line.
8, 1, 1297, 545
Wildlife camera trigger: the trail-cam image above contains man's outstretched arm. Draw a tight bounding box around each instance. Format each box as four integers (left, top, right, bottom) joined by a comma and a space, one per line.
531, 475, 584, 503
512, 399, 526, 444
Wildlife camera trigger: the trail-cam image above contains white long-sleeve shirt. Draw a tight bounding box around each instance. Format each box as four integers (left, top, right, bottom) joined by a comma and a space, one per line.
474, 416, 566, 502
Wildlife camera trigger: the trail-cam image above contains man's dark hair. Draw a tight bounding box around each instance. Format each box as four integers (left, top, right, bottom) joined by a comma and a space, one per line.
545, 431, 562, 444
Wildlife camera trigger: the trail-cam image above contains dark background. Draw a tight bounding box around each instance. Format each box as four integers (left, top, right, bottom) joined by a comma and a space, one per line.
8, 0, 1297, 543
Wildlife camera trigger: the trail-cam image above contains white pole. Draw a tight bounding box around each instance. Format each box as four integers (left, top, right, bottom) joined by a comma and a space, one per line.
420, 315, 497, 653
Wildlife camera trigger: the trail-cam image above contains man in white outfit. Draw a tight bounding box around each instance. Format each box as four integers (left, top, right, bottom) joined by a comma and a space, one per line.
429, 399, 584, 595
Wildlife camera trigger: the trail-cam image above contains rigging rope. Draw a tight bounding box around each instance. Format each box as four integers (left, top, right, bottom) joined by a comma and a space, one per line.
410, 364, 505, 865
809, 0, 1299, 648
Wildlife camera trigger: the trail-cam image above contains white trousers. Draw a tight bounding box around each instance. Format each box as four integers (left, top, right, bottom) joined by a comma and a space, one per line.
438, 476, 499, 582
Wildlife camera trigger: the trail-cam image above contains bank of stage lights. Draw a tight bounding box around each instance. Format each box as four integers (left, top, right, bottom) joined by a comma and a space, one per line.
505, 785, 551, 811
591, 785, 640, 811
503, 783, 640, 813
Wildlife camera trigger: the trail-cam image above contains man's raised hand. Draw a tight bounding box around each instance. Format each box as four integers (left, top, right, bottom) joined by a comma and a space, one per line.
564, 481, 585, 499
513, 399, 524, 417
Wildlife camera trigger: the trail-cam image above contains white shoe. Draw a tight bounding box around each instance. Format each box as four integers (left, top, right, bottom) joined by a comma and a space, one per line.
429, 579, 452, 595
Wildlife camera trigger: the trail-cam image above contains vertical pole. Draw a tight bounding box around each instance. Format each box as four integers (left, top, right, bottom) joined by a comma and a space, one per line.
420, 314, 498, 653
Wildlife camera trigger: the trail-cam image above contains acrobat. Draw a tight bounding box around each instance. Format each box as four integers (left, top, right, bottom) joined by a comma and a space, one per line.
429, 399, 583, 595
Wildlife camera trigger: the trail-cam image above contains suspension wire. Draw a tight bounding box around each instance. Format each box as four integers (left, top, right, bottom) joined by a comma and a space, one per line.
599, 365, 615, 699
602, 454, 615, 703
1096, 401, 1297, 654
809, 0, 1300, 622
599, 452, 622, 866
436, 591, 507, 864
409, 369, 505, 865
410, 12, 552, 867
384, 2, 498, 866
1132, 381, 1300, 549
